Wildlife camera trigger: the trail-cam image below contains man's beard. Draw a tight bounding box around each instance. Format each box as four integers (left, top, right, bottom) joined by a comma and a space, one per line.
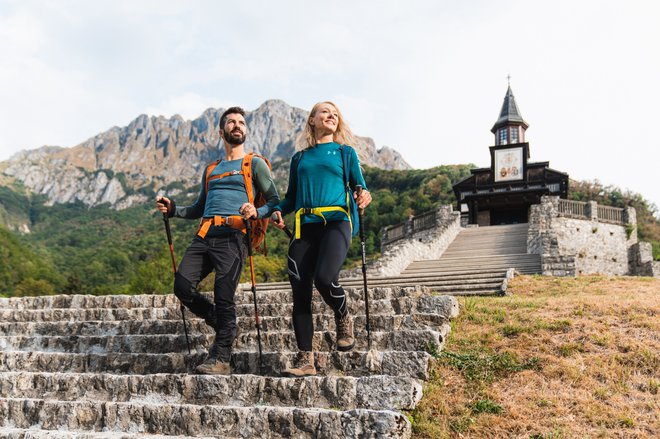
223, 128, 246, 146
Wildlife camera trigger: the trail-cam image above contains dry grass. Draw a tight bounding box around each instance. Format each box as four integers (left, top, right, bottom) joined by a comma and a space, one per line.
411, 275, 660, 439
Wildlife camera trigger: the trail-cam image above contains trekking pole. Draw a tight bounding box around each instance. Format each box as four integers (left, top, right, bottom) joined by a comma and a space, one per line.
245, 218, 264, 373
157, 199, 191, 354
355, 185, 372, 349
271, 212, 292, 239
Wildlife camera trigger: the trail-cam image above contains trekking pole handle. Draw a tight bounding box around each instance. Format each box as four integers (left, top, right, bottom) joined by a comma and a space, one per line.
271, 212, 292, 238
245, 218, 254, 257
355, 185, 366, 239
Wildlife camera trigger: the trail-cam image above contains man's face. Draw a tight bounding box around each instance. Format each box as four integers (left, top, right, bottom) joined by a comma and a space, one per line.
221, 113, 247, 146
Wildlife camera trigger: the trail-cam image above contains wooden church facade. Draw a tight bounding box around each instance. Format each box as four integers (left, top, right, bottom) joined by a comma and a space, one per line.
453, 86, 569, 226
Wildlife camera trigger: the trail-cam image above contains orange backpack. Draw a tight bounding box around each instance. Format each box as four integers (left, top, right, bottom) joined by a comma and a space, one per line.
202, 153, 272, 254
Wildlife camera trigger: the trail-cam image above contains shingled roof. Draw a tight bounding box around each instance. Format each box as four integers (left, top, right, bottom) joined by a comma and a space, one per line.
491, 85, 529, 133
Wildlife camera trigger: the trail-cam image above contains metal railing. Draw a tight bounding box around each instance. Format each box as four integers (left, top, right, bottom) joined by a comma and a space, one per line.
382, 222, 406, 245
381, 209, 438, 246
412, 210, 436, 233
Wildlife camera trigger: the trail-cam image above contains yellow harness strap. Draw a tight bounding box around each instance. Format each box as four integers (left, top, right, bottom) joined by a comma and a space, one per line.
197, 215, 246, 239
294, 206, 351, 239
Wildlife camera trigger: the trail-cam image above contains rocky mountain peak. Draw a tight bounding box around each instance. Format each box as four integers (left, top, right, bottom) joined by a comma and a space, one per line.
1, 100, 411, 209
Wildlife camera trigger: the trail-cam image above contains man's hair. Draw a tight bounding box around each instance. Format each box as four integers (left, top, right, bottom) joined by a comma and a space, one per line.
220, 107, 246, 130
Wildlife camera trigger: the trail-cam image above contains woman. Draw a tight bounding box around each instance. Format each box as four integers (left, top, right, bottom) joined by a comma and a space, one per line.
271, 101, 372, 377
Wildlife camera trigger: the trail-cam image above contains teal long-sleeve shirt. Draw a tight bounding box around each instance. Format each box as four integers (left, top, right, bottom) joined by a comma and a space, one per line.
174, 156, 280, 235
276, 142, 367, 225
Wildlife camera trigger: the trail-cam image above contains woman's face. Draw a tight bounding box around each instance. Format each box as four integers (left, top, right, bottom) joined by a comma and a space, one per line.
310, 103, 339, 135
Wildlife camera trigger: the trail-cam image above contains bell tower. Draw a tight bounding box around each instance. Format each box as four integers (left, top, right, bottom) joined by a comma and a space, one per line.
491, 82, 529, 146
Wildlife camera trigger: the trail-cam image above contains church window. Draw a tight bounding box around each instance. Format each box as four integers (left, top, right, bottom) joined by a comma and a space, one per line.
510, 126, 519, 143
499, 128, 508, 145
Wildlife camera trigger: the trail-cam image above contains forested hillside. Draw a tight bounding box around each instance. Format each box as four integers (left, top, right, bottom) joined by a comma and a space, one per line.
1, 166, 658, 297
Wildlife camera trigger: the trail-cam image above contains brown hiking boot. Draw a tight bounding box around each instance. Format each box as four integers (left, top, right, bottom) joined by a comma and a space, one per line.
282, 351, 316, 377
196, 341, 231, 375
335, 312, 355, 351
196, 358, 231, 375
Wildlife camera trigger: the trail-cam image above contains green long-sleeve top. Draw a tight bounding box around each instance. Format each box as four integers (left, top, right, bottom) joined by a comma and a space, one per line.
174, 156, 280, 236
276, 142, 367, 226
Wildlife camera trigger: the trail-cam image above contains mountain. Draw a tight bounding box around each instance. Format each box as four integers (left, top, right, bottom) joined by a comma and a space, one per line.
0, 100, 410, 210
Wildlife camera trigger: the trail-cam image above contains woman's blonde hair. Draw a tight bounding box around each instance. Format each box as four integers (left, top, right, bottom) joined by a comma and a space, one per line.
297, 101, 355, 150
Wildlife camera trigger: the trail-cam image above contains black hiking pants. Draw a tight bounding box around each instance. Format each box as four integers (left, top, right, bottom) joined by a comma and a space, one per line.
287, 220, 351, 351
174, 231, 247, 359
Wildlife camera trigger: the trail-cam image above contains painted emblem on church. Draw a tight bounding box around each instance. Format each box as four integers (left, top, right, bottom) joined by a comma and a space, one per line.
494, 147, 523, 182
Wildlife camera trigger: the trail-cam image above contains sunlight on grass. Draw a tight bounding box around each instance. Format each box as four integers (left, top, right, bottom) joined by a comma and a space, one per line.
411, 275, 660, 439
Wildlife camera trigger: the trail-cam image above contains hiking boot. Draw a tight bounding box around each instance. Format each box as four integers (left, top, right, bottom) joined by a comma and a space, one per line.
196, 339, 231, 375
335, 312, 355, 352
282, 351, 316, 377
196, 358, 230, 375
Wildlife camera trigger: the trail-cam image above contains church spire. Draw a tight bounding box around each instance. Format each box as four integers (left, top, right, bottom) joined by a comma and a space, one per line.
491, 84, 529, 145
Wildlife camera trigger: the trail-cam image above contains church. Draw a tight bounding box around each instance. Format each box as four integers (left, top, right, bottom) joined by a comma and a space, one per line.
452, 85, 569, 225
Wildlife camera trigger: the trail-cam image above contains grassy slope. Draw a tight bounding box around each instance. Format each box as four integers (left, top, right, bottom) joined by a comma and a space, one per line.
412, 275, 659, 438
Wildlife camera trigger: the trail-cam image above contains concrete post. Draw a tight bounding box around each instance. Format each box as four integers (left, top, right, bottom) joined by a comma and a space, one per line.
586, 201, 598, 221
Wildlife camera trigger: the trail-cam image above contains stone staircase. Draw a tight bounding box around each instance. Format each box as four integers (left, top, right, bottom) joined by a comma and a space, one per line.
0, 286, 458, 438
400, 224, 540, 295
255, 225, 539, 299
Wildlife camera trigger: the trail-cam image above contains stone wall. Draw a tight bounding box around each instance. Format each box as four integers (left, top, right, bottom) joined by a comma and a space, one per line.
527, 196, 656, 276
352, 205, 461, 277
629, 242, 660, 277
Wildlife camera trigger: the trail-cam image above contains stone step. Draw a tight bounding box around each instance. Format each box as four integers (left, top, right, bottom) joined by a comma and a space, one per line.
443, 248, 527, 255
237, 285, 428, 302
409, 253, 540, 265
457, 233, 528, 238
0, 372, 422, 411
247, 283, 506, 298
459, 224, 528, 232
0, 327, 449, 354
0, 295, 459, 323
0, 294, 175, 311
0, 313, 450, 337
401, 265, 537, 274
0, 398, 411, 439
246, 274, 505, 294
0, 350, 432, 379
0, 286, 424, 311
440, 253, 527, 259
0, 429, 216, 439
452, 235, 527, 242
405, 260, 540, 271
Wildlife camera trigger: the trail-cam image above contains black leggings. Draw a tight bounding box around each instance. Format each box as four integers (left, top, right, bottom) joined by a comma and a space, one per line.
287, 220, 351, 351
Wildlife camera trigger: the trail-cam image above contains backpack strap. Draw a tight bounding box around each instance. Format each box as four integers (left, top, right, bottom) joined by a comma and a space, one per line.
204, 160, 223, 195
242, 153, 255, 205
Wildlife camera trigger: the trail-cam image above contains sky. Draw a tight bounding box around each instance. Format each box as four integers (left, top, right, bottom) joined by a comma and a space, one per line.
1, 0, 658, 211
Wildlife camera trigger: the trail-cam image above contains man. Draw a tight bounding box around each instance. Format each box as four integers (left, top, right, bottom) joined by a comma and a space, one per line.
155, 106, 279, 375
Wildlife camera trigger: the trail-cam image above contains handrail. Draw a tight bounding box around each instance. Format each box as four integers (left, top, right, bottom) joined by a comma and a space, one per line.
557, 199, 586, 218
557, 199, 624, 224
412, 210, 436, 233
382, 222, 406, 245
597, 205, 623, 224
